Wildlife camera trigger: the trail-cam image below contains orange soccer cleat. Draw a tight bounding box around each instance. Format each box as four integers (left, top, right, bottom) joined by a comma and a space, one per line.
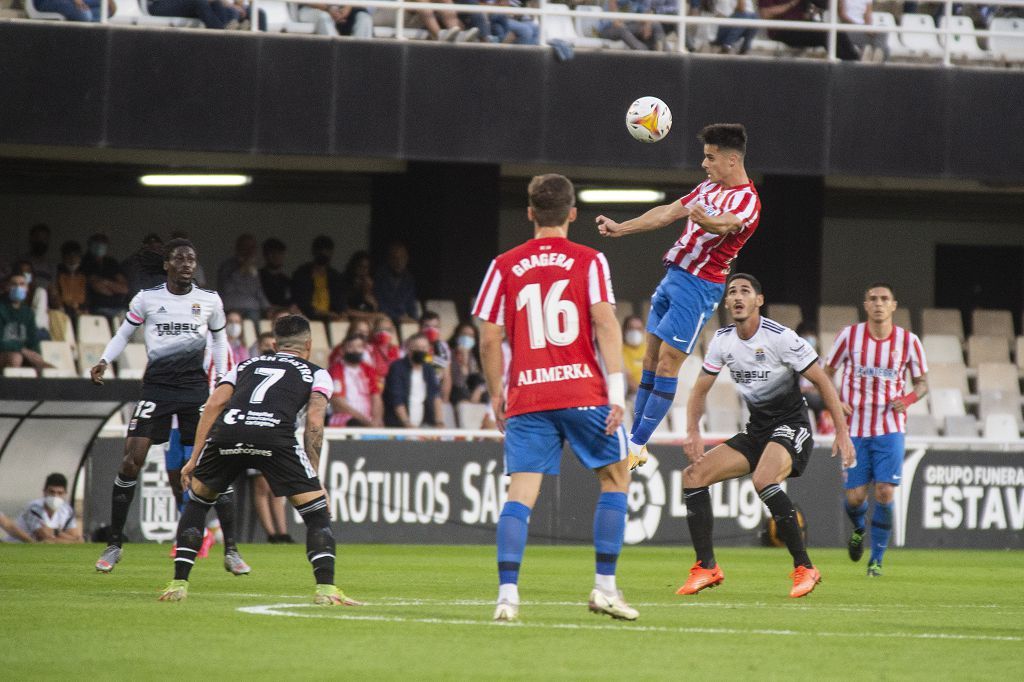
789, 565, 822, 598
676, 561, 724, 595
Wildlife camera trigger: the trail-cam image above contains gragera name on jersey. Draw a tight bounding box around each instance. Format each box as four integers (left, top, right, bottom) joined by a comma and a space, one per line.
510, 252, 576, 277
154, 322, 201, 336
222, 409, 282, 427
517, 363, 595, 386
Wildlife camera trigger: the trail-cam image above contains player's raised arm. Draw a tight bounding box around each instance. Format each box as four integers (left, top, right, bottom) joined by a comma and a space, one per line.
684, 371, 717, 463
801, 362, 855, 467
590, 301, 625, 436
478, 320, 506, 432
180, 382, 234, 488
596, 200, 689, 238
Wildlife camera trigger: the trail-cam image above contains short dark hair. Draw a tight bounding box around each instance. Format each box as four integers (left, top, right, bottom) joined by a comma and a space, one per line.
263, 238, 286, 256
528, 174, 576, 227
45, 473, 68, 489
273, 314, 311, 345
60, 241, 82, 256
164, 237, 196, 260
726, 272, 762, 294
312, 235, 334, 252
420, 310, 440, 325
864, 281, 896, 299
699, 123, 747, 155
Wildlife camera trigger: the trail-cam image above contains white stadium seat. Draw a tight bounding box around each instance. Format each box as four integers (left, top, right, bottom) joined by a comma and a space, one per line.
872, 12, 915, 60
372, 6, 430, 39
922, 335, 964, 366
424, 299, 459, 340
939, 15, 991, 62
119, 343, 149, 371
457, 402, 489, 430
40, 340, 76, 375
3, 367, 37, 378
765, 304, 802, 331
929, 388, 966, 423
921, 308, 964, 341
309, 321, 331, 368
818, 305, 858, 333
989, 17, 1024, 63
898, 13, 945, 59
977, 362, 1021, 396
944, 415, 978, 438
927, 363, 969, 396
971, 309, 1014, 339
242, 319, 258, 348
329, 321, 351, 347
984, 413, 1020, 440
893, 307, 912, 332
541, 3, 582, 45
78, 314, 112, 346
967, 335, 1010, 368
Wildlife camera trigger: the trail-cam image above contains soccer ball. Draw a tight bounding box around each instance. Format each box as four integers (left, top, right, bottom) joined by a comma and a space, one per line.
626, 96, 672, 143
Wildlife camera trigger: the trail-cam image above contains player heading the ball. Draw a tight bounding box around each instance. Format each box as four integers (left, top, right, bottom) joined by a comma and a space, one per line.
474, 174, 638, 623
596, 123, 760, 471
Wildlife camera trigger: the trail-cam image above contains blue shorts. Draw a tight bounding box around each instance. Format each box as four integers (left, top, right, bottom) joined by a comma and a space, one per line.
844, 432, 905, 489
504, 406, 627, 475
164, 427, 193, 471
647, 266, 725, 353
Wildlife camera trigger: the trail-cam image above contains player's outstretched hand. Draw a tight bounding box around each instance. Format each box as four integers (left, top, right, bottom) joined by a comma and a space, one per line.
605, 405, 624, 435
833, 431, 856, 469
683, 429, 704, 463
491, 396, 507, 434
595, 215, 623, 238
89, 361, 107, 385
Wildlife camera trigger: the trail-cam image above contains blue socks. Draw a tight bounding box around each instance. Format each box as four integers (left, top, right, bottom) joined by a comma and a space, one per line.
630, 375, 677, 446
845, 500, 868, 531
593, 492, 627, 576
631, 370, 656, 438
870, 502, 893, 564
497, 501, 531, 585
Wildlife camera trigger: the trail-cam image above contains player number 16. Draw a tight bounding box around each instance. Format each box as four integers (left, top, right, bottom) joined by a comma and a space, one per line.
516, 279, 579, 349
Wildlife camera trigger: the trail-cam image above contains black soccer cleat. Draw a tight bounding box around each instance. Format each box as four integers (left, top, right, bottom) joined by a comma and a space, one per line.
848, 528, 865, 563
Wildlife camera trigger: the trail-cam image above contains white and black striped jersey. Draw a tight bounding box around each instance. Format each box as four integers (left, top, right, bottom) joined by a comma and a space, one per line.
703, 317, 818, 428
125, 283, 226, 402
210, 352, 333, 449
2, 498, 76, 542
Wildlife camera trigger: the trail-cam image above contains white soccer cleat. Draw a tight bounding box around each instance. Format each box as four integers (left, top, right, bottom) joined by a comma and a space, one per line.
627, 444, 649, 471
588, 588, 639, 621
493, 599, 519, 623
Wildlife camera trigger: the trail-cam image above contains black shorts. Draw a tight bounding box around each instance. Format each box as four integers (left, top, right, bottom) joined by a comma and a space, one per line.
193, 440, 322, 498
725, 417, 814, 478
127, 400, 201, 446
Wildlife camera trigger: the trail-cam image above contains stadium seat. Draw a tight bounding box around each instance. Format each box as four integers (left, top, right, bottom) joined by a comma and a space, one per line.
922, 334, 964, 366
977, 362, 1021, 396
818, 305, 858, 333
971, 309, 1014, 338
927, 363, 969, 395
23, 0, 65, 20
614, 300, 635, 326
242, 319, 257, 348
137, 0, 202, 27
893, 307, 912, 332
906, 413, 937, 437
674, 353, 704, 404
108, 0, 140, 24
967, 335, 1010, 368
984, 413, 1020, 440
765, 303, 802, 331
309, 321, 330, 368
898, 13, 945, 59
669, 405, 691, 433
441, 402, 457, 429
705, 373, 741, 433
78, 314, 112, 346
399, 321, 419, 344
456, 402, 489, 430
258, 319, 272, 335
541, 4, 583, 45
1016, 337, 1024, 371
872, 12, 915, 60
929, 388, 966, 423
41, 367, 77, 378
119, 343, 148, 372
575, 5, 627, 49
979, 390, 1022, 428
939, 15, 991, 62
371, 6, 430, 39
77, 344, 113, 378
40, 340, 76, 375
328, 320, 350, 347
921, 308, 964, 340
944, 415, 978, 438
3, 366, 37, 378
424, 299, 459, 339
641, 298, 651, 323
989, 17, 1024, 63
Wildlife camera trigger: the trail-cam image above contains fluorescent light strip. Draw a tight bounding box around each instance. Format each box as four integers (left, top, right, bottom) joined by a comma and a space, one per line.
577, 189, 665, 204
139, 174, 252, 187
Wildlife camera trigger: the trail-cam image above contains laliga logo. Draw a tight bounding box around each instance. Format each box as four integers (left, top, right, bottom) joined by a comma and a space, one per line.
624, 453, 666, 544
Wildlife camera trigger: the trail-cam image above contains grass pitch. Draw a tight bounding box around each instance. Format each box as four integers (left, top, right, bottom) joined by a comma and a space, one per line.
2, 543, 1022, 680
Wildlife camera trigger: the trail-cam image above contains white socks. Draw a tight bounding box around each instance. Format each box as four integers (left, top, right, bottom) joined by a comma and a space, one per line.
595, 573, 617, 594
498, 583, 520, 604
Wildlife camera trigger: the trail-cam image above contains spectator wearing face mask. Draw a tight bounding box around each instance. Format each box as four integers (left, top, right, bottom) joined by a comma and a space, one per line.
384, 333, 443, 428
11, 260, 51, 341
328, 335, 383, 427
622, 315, 646, 398
82, 233, 129, 319
224, 310, 251, 364
419, 310, 452, 402
55, 241, 88, 320
448, 322, 487, 406
1, 273, 47, 371
369, 317, 401, 390
0, 473, 82, 543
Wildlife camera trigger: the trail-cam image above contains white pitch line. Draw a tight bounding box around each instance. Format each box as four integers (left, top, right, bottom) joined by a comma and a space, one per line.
237, 603, 1024, 643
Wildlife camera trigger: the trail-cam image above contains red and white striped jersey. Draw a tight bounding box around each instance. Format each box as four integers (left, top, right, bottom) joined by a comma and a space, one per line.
663, 179, 761, 283
826, 323, 928, 437
472, 236, 614, 417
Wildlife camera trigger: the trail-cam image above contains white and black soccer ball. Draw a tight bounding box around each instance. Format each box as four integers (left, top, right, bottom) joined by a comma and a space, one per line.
626, 96, 672, 143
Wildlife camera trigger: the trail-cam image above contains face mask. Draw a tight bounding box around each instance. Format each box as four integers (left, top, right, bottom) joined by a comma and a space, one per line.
410, 350, 429, 365
802, 335, 817, 350
625, 330, 644, 347
44, 495, 64, 512
423, 327, 440, 343
9, 285, 27, 303
373, 331, 392, 346
227, 323, 243, 339
343, 351, 364, 365
456, 335, 476, 351
22, 273, 32, 285
90, 243, 108, 259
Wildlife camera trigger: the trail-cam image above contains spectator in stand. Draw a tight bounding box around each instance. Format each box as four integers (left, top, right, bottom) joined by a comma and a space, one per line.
55, 241, 88, 321
410, 0, 480, 41
148, 0, 240, 29
341, 251, 383, 325
250, 330, 276, 359
384, 333, 444, 428
622, 315, 646, 398
292, 235, 347, 321
218, 234, 269, 324
31, 0, 115, 21
710, 0, 759, 54
20, 224, 55, 293
0, 272, 46, 371
840, 0, 887, 61
484, 0, 539, 44
369, 316, 402, 389
760, 0, 861, 60
333, 4, 373, 36
598, 0, 667, 51
419, 310, 452, 402
0, 473, 82, 544
374, 241, 419, 324
328, 335, 384, 427
224, 310, 251, 364
328, 317, 371, 368
259, 238, 291, 309
12, 260, 51, 341
448, 322, 487, 406
82, 233, 129, 319
122, 233, 166, 294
